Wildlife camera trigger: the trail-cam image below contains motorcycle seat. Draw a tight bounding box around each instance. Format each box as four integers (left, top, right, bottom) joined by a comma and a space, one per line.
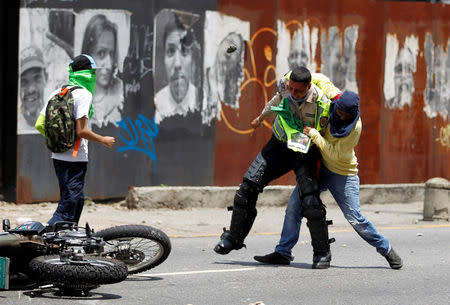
8, 221, 45, 236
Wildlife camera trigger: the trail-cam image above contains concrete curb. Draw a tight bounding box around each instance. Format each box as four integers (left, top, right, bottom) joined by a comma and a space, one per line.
126, 183, 425, 210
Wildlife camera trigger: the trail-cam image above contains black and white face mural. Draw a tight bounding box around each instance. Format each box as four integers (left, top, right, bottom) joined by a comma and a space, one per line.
424, 34, 450, 120
153, 9, 202, 125
321, 26, 359, 93
276, 22, 358, 93
202, 11, 249, 125
276, 20, 319, 77
18, 8, 130, 133
74, 10, 130, 128
18, 8, 73, 134
384, 34, 419, 109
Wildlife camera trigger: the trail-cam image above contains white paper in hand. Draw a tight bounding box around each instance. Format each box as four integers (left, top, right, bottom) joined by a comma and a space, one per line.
287, 132, 311, 153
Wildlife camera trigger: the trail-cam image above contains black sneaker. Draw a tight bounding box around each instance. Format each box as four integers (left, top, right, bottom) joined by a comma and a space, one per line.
254, 252, 290, 265
385, 248, 403, 269
312, 251, 331, 269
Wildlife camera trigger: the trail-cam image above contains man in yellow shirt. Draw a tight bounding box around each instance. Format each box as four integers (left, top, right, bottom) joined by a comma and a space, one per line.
255, 89, 403, 270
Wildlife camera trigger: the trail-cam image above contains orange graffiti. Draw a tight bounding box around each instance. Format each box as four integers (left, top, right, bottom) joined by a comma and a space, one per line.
264, 45, 272, 62
437, 124, 450, 149
264, 64, 277, 88
220, 28, 278, 134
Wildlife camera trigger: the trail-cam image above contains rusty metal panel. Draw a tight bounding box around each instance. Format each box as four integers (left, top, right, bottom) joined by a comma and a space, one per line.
379, 1, 450, 183
213, 0, 450, 186
214, 0, 290, 186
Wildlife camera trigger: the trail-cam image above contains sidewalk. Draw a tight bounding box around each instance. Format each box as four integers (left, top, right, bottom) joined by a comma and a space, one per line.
1, 200, 444, 238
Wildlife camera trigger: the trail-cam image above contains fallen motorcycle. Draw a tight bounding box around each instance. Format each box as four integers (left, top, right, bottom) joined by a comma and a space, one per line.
0, 219, 171, 295
93, 224, 171, 274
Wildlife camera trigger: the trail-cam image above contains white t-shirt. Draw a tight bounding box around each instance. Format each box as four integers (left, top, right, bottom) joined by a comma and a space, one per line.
40, 87, 92, 162
154, 82, 197, 124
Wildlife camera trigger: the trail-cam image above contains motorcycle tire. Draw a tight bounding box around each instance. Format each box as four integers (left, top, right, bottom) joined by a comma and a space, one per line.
29, 255, 128, 291
93, 225, 171, 274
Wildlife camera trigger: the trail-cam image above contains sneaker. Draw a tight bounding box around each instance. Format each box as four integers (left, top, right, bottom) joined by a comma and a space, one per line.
385, 248, 403, 269
254, 252, 290, 265
312, 251, 331, 269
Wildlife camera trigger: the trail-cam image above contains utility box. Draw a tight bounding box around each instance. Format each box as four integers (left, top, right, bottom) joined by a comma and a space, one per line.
423, 177, 450, 221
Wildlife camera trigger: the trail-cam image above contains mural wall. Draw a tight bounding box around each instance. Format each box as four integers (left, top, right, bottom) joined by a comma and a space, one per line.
8, 0, 450, 202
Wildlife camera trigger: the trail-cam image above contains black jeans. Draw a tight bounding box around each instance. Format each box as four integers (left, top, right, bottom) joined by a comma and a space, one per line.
48, 159, 88, 225
257, 134, 319, 189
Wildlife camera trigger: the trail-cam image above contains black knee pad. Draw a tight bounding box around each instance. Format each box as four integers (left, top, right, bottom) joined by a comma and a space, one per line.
302, 195, 326, 220
235, 180, 259, 209
296, 170, 323, 220
296, 176, 320, 196
244, 152, 267, 191
303, 205, 326, 219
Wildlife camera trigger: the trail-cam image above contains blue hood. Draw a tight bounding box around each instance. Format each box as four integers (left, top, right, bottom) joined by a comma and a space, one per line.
329, 91, 360, 138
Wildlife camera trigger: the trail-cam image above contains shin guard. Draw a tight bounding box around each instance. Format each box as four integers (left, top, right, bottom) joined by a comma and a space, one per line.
307, 218, 332, 255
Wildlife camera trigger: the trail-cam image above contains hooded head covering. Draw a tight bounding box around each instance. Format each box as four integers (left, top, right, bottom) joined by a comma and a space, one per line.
68, 54, 97, 96
329, 91, 360, 138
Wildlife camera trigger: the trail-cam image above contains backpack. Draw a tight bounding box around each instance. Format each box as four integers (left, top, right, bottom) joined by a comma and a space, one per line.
44, 86, 81, 153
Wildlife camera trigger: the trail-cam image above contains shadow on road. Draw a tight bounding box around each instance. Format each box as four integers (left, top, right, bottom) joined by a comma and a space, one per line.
212, 259, 389, 270
329, 265, 387, 269
213, 260, 263, 267
213, 260, 312, 269
23, 289, 122, 300
126, 276, 164, 282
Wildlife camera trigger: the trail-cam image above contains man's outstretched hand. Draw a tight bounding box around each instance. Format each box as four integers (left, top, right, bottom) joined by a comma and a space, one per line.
102, 136, 116, 148
251, 116, 262, 129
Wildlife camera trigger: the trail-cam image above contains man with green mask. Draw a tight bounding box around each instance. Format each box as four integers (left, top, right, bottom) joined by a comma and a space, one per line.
35, 54, 116, 225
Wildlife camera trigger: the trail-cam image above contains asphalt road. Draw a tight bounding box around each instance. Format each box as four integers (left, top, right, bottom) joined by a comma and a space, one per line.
1, 224, 449, 305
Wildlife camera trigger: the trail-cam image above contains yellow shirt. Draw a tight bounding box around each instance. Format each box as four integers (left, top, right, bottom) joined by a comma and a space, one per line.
312, 73, 342, 100
308, 118, 362, 176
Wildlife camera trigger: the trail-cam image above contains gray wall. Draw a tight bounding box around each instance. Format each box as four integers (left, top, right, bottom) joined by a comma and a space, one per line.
15, 0, 217, 202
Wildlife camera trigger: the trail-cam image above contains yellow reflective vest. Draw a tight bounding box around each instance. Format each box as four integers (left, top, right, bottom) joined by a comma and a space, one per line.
271, 71, 331, 144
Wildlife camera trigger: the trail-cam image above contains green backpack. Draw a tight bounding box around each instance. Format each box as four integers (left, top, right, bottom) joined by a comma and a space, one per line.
44, 86, 81, 153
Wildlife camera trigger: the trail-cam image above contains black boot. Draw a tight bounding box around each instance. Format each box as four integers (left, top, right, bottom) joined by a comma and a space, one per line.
307, 219, 334, 269
312, 251, 331, 269
384, 248, 403, 269
214, 187, 257, 255
214, 228, 245, 254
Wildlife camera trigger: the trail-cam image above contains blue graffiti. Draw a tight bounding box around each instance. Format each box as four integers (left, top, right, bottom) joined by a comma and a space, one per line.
117, 114, 159, 161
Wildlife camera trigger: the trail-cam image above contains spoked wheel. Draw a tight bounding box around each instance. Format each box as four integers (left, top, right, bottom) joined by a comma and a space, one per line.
93, 225, 171, 274
29, 255, 128, 292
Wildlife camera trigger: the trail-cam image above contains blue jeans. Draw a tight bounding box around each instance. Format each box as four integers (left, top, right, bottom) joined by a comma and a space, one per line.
275, 167, 391, 260
48, 159, 88, 225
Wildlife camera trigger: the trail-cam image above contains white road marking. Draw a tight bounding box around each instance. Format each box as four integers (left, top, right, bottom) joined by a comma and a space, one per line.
136, 267, 256, 277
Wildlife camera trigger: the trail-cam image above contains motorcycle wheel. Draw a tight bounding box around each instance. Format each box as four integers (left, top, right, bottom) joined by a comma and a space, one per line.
29, 255, 128, 291
93, 225, 171, 274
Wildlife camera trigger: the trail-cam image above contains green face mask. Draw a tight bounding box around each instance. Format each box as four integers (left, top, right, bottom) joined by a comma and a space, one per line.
68, 68, 97, 96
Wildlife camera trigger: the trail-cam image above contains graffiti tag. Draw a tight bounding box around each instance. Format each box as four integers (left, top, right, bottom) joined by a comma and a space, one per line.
117, 114, 159, 160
